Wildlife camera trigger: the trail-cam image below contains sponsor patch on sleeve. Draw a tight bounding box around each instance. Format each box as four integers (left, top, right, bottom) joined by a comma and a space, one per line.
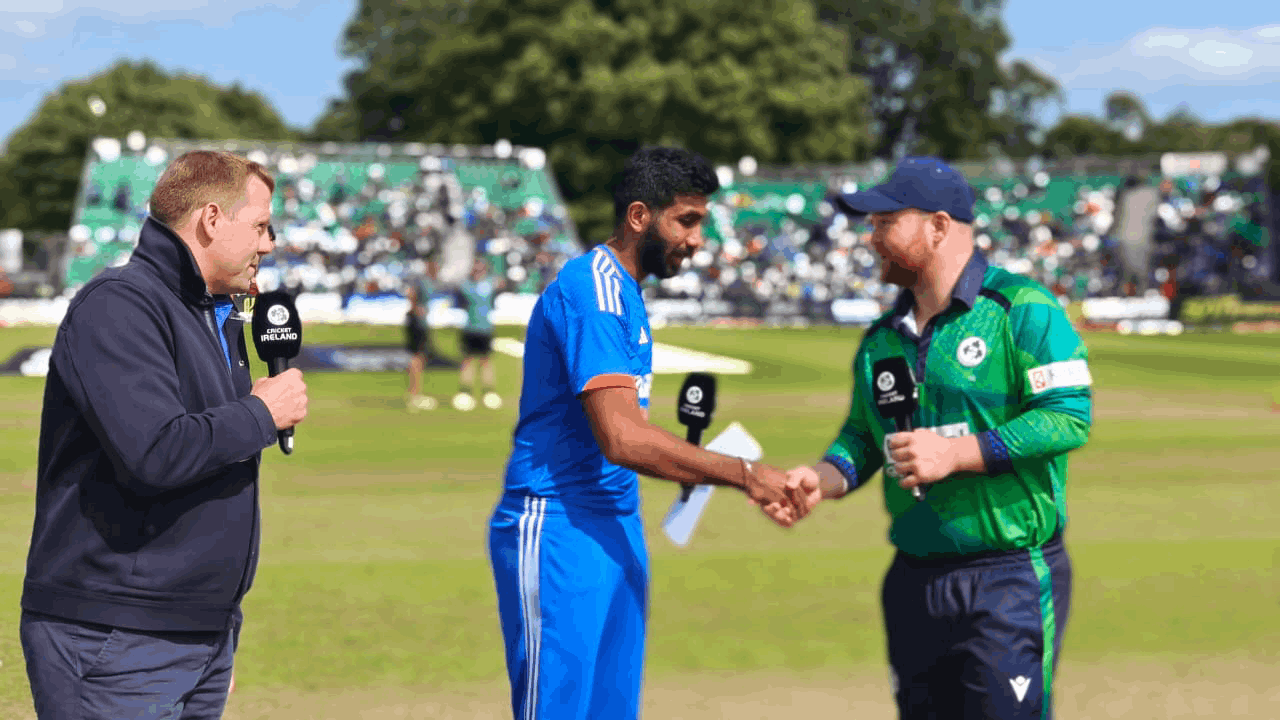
1027, 359, 1092, 394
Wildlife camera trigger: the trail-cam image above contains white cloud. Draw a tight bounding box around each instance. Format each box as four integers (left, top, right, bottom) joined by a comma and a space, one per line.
1143, 34, 1189, 50
0, 1, 277, 16
1187, 40, 1254, 69
1052, 25, 1280, 86
0, 0, 303, 30
0, 1, 65, 13
1253, 25, 1280, 41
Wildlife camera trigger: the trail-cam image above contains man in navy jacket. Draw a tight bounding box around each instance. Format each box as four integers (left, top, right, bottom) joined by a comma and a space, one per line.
20, 150, 309, 720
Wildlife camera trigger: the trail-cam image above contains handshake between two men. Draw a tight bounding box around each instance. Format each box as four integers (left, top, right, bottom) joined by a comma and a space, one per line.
751, 428, 979, 528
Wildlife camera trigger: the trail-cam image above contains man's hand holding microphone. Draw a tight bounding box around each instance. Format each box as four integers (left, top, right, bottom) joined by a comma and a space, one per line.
251, 368, 309, 433
752, 356, 991, 528
250, 291, 308, 454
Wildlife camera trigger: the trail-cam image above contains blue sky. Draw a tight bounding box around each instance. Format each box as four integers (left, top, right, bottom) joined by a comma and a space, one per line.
0, 0, 1277, 149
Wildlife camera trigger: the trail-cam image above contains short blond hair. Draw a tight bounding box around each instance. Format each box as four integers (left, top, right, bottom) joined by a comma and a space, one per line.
149, 150, 275, 228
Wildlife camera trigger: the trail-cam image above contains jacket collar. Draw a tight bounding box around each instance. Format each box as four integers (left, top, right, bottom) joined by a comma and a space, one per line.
131, 216, 223, 307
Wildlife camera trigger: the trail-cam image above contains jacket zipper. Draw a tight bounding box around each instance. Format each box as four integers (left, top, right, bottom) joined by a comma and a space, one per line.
204, 299, 259, 603
201, 301, 234, 384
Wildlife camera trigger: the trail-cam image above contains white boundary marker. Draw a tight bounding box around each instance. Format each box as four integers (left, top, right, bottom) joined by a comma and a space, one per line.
491, 337, 752, 375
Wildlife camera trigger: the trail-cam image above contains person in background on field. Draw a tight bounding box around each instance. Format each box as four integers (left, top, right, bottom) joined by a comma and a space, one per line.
405, 257, 441, 412
452, 257, 503, 411
762, 157, 1092, 720
20, 150, 308, 720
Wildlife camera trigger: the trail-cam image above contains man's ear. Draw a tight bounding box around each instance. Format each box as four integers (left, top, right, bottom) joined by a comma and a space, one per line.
626, 201, 652, 234
195, 203, 222, 247
929, 211, 952, 246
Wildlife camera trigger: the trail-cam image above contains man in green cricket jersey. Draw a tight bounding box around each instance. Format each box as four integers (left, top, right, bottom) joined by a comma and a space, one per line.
762, 157, 1092, 719
452, 257, 504, 411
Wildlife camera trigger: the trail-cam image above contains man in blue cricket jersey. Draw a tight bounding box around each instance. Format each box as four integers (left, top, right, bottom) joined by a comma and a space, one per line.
488, 147, 814, 719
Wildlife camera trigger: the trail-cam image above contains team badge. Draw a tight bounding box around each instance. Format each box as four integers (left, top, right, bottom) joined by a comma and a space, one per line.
876, 371, 895, 392
957, 336, 987, 368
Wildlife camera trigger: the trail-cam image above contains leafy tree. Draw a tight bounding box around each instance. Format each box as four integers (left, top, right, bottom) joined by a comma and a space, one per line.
0, 59, 295, 232
1040, 114, 1125, 158
1103, 90, 1149, 144
319, 0, 873, 242
990, 58, 1062, 157
814, 0, 1051, 160
1041, 95, 1280, 161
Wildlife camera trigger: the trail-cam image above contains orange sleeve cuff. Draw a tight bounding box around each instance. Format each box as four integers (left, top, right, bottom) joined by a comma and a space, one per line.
580, 373, 637, 394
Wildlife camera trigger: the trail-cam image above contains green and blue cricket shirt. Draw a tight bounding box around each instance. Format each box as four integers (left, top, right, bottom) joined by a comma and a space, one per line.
459, 277, 497, 335
823, 251, 1093, 559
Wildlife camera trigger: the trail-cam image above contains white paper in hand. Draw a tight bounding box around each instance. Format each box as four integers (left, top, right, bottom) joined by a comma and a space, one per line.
662, 422, 763, 547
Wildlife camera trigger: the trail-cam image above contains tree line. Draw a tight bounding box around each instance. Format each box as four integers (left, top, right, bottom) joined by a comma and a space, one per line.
1, 0, 1278, 243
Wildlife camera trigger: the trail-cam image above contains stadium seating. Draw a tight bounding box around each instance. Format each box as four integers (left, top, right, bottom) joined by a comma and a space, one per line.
66, 140, 581, 314
61, 140, 1273, 326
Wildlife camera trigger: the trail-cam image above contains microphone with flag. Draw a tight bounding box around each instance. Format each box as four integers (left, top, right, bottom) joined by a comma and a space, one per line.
872, 356, 925, 501
251, 291, 303, 455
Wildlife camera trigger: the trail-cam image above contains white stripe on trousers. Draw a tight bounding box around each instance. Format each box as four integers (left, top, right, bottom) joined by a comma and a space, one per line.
518, 496, 547, 720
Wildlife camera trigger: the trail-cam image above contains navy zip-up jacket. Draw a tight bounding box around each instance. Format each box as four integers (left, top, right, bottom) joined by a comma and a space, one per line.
22, 217, 278, 632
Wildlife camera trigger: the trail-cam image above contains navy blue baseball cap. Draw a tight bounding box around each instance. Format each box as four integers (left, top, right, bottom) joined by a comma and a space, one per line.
834, 157, 976, 223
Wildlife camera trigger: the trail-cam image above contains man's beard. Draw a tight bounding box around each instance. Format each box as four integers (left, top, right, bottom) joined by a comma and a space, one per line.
880, 259, 920, 287
640, 224, 680, 280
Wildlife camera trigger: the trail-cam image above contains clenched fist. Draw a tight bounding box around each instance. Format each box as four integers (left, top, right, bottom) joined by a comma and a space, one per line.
251, 368, 309, 431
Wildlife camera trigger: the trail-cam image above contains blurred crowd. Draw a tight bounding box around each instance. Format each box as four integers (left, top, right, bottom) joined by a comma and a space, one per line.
645, 173, 1130, 316
1148, 174, 1275, 310
644, 170, 1274, 317
71, 144, 581, 304
249, 154, 578, 303
462, 192, 577, 297
64, 142, 1275, 320
255, 158, 461, 300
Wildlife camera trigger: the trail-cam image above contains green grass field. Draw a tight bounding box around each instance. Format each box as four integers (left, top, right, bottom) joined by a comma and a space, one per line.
1, 322, 1279, 719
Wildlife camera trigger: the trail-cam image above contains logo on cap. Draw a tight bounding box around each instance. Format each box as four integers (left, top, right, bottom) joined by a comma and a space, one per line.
876, 371, 895, 392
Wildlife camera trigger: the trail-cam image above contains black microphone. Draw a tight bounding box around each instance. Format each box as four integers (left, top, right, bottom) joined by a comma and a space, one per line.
675, 372, 717, 502
872, 357, 925, 501
251, 291, 303, 455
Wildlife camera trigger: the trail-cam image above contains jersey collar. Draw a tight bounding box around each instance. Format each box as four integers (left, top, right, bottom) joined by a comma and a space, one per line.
890, 248, 988, 312
597, 243, 640, 290
884, 248, 988, 331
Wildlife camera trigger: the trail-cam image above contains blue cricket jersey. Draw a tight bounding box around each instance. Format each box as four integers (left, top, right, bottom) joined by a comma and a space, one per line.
503, 244, 654, 514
